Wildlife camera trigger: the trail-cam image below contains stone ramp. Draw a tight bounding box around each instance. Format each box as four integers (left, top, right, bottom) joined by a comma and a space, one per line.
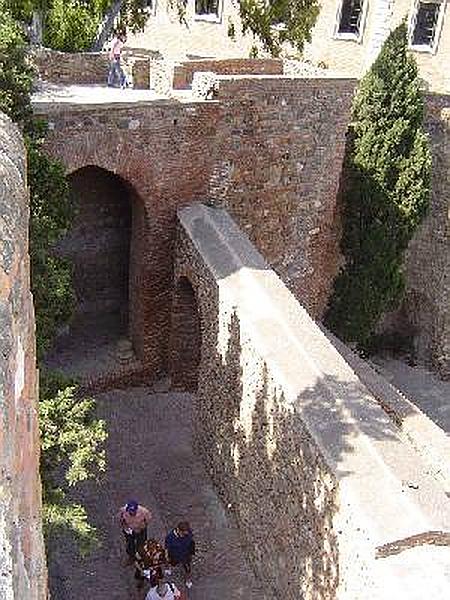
48, 387, 267, 600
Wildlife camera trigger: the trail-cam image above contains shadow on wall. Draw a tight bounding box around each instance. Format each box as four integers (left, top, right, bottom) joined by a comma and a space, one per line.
168, 205, 426, 598
190, 298, 405, 598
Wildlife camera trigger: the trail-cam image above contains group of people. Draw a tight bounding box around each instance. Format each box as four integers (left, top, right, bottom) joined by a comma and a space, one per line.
118, 500, 196, 599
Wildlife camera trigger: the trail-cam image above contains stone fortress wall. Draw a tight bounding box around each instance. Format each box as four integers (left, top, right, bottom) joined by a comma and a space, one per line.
34, 75, 354, 380
171, 203, 450, 600
0, 113, 47, 600
33, 53, 449, 377
402, 95, 450, 379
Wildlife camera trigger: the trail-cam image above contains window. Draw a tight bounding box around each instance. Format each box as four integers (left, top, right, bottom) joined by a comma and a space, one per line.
195, 0, 220, 20
410, 0, 445, 51
144, 0, 156, 15
335, 0, 367, 40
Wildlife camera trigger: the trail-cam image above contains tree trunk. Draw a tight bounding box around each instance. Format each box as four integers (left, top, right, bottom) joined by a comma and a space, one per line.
92, 0, 124, 52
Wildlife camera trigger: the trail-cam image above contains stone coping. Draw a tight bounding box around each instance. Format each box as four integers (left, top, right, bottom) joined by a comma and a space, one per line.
215, 73, 357, 82
179, 203, 450, 595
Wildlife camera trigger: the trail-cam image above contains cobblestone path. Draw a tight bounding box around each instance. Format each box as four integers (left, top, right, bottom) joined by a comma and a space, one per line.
48, 386, 266, 600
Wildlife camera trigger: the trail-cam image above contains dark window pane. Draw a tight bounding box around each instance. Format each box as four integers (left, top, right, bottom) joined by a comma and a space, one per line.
195, 0, 219, 15
338, 0, 364, 35
412, 2, 440, 46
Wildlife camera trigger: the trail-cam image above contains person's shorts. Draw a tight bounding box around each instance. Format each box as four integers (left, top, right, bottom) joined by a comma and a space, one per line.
168, 555, 191, 568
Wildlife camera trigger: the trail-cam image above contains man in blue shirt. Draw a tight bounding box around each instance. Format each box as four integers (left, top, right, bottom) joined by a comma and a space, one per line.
165, 521, 195, 589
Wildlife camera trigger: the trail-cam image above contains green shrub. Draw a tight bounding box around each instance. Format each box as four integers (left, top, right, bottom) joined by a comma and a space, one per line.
325, 24, 431, 347
26, 126, 76, 360
39, 370, 107, 554
239, 0, 320, 57
44, 0, 102, 52
0, 6, 34, 124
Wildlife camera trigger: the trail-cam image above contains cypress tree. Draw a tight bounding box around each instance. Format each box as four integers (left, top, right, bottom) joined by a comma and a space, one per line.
325, 23, 431, 346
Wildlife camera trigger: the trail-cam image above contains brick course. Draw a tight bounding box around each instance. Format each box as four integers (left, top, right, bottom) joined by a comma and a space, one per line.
173, 58, 283, 89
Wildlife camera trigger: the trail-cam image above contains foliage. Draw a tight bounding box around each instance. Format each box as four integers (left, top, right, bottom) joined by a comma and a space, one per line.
0, 6, 34, 124
238, 0, 320, 57
26, 124, 76, 360
39, 370, 107, 554
43, 0, 102, 52
325, 24, 431, 347
1, 2, 107, 552
6, 0, 156, 51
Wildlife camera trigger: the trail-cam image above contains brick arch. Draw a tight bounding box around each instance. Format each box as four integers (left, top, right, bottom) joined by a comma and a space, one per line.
49, 132, 154, 202
169, 275, 201, 392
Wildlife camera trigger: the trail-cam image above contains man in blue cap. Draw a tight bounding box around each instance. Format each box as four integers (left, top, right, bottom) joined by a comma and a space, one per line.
118, 499, 152, 564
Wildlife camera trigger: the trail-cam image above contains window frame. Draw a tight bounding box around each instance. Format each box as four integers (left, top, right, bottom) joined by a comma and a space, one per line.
143, 0, 157, 16
193, 0, 223, 24
409, 0, 446, 54
333, 0, 369, 42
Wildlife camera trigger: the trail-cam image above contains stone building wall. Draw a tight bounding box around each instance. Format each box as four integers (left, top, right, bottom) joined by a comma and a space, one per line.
171, 203, 450, 600
126, 0, 262, 61
304, 0, 450, 94
0, 113, 47, 599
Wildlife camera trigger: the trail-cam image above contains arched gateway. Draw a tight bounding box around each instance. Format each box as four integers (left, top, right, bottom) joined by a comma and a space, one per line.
47, 164, 151, 374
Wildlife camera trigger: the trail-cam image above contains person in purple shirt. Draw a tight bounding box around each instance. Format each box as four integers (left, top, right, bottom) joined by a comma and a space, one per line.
165, 521, 195, 589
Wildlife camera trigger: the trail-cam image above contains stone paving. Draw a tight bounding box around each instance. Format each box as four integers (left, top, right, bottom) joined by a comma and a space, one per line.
31, 83, 192, 106
371, 357, 450, 434
48, 385, 267, 600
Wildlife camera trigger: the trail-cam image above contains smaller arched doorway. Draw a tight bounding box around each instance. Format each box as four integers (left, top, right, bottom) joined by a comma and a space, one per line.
169, 277, 201, 392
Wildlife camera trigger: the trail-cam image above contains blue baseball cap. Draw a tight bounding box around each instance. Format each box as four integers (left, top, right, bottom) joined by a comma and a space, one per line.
125, 500, 138, 513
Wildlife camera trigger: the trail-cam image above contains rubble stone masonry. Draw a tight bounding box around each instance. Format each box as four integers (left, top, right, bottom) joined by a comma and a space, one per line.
211, 76, 355, 317
171, 204, 450, 600
0, 113, 47, 599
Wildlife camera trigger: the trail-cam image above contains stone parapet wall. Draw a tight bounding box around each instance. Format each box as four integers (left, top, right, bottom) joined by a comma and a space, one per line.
32, 48, 110, 85
0, 113, 47, 599
32, 48, 152, 88
325, 329, 450, 493
172, 203, 450, 600
173, 58, 283, 89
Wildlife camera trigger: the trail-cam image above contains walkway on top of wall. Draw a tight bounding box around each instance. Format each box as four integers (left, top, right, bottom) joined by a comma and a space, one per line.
31, 82, 194, 106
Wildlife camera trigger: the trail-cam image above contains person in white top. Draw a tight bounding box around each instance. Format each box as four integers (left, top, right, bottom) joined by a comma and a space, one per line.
145, 575, 181, 599
107, 29, 127, 88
